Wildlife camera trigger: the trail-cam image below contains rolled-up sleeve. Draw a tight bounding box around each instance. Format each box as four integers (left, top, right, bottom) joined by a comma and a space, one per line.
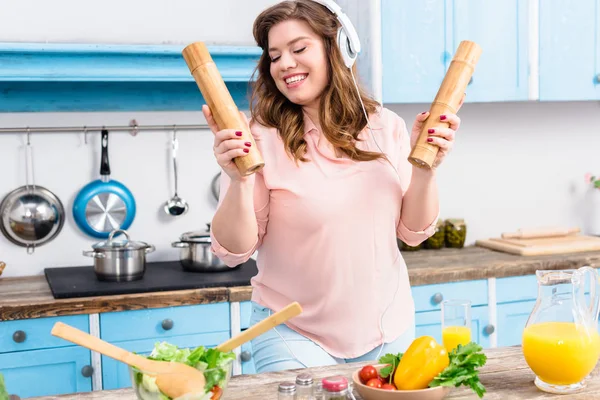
210, 169, 270, 267
392, 112, 440, 246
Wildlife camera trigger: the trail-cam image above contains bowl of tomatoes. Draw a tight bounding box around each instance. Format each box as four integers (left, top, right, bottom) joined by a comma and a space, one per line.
352, 364, 449, 400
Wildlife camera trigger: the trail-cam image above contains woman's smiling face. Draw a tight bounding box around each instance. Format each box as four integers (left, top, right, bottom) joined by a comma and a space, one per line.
268, 19, 330, 109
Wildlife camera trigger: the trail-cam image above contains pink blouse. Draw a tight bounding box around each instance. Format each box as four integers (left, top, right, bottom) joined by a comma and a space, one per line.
210, 107, 437, 358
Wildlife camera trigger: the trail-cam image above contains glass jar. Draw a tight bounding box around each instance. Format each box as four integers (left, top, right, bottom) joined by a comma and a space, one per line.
399, 239, 422, 251
321, 376, 349, 400
295, 373, 314, 400
424, 219, 445, 249
444, 218, 467, 248
278, 382, 297, 399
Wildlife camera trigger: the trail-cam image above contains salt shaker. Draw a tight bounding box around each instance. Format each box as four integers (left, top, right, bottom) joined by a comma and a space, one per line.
278, 382, 297, 399
321, 376, 349, 400
295, 373, 314, 399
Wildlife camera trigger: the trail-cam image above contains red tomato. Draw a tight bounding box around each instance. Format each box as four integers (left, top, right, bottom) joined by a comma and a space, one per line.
359, 365, 378, 383
377, 376, 387, 384
210, 386, 223, 400
381, 383, 396, 390
366, 378, 382, 388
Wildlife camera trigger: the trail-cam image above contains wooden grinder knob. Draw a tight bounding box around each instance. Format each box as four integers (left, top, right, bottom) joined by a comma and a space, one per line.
408, 40, 482, 169
182, 42, 265, 176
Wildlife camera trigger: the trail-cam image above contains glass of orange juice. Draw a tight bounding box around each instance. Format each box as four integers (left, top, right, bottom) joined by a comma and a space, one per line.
441, 299, 472, 353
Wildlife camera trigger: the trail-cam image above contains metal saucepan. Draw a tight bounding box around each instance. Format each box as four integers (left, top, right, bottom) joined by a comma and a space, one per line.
0, 134, 65, 254
171, 223, 232, 272
83, 229, 155, 282
73, 129, 136, 239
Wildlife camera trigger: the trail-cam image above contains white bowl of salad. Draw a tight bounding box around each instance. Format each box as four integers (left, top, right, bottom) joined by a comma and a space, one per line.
129, 341, 236, 400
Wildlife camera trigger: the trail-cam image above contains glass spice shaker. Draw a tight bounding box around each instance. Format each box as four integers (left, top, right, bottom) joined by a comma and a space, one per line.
295, 373, 314, 400
278, 382, 297, 399
321, 376, 349, 400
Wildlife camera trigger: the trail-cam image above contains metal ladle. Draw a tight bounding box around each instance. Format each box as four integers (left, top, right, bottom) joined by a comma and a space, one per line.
164, 128, 189, 217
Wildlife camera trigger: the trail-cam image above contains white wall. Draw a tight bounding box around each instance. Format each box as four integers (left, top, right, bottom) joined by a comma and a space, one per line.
1, 1, 598, 277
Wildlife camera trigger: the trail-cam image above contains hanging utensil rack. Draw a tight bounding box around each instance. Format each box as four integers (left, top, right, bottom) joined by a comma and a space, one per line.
0, 121, 209, 136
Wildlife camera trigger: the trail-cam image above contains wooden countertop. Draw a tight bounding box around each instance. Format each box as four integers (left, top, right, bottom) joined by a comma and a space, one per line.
3, 246, 600, 321
27, 346, 600, 399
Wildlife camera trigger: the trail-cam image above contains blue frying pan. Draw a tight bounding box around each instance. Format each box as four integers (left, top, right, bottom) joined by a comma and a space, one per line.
73, 129, 136, 239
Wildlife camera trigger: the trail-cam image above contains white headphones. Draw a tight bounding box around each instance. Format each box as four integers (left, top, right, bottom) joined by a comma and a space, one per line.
309, 0, 361, 68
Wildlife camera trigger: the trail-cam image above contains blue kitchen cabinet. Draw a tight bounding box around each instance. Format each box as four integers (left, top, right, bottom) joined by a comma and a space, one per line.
496, 300, 536, 347
415, 306, 492, 349
381, 0, 528, 104
99, 302, 231, 390
381, 0, 448, 104
240, 341, 256, 375
101, 332, 230, 390
451, 0, 529, 102
0, 344, 92, 398
539, 0, 600, 100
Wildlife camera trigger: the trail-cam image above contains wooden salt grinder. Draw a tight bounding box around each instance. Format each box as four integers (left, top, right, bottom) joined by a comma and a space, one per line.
408, 40, 482, 169
182, 42, 265, 176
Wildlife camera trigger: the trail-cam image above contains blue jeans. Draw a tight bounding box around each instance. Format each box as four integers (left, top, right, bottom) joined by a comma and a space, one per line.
248, 302, 415, 373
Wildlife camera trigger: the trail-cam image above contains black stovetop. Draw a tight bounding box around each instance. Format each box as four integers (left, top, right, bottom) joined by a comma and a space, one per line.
44, 259, 258, 299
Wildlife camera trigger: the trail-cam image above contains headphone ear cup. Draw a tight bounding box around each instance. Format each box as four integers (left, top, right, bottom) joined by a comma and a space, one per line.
337, 28, 356, 69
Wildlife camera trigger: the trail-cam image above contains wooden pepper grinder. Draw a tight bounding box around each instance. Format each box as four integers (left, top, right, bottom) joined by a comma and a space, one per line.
408, 40, 482, 169
182, 42, 265, 176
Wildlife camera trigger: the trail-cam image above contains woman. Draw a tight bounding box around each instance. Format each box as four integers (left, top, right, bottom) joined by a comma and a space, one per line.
203, 0, 462, 373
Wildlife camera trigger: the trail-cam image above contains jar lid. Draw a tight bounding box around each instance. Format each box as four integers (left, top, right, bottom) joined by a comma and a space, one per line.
296, 373, 313, 385
278, 382, 296, 393
322, 376, 348, 392
92, 229, 150, 251
179, 223, 211, 243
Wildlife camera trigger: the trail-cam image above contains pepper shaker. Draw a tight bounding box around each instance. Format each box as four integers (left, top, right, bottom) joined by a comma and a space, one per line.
278, 382, 297, 399
296, 373, 315, 399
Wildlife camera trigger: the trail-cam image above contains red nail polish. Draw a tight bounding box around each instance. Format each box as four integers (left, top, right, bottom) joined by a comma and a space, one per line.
427, 138, 433, 142
244, 142, 251, 147
236, 131, 242, 136
243, 148, 250, 153
440, 115, 447, 120
428, 128, 435, 134
421, 111, 427, 114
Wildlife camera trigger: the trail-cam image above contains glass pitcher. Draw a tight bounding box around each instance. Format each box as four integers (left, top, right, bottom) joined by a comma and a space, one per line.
522, 267, 600, 394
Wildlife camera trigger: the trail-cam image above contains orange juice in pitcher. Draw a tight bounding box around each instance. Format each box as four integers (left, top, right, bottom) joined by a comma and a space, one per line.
523, 267, 600, 394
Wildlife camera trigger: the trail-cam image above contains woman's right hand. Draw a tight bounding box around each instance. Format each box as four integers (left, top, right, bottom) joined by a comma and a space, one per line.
202, 104, 254, 182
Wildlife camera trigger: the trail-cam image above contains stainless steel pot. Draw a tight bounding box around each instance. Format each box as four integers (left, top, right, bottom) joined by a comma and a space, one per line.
83, 229, 155, 282
171, 223, 231, 272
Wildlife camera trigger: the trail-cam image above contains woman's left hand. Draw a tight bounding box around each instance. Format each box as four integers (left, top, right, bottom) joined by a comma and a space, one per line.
409, 94, 464, 169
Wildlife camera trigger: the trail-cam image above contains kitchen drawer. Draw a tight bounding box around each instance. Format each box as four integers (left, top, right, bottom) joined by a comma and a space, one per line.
496, 300, 536, 347
100, 303, 230, 342
0, 346, 92, 398
0, 315, 89, 354
411, 280, 488, 313
496, 274, 538, 304
102, 331, 230, 390
240, 301, 252, 330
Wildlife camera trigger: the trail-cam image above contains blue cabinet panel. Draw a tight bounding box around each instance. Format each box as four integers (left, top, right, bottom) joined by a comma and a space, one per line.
496, 300, 536, 347
452, 0, 529, 101
539, 0, 600, 100
240, 341, 256, 375
102, 331, 230, 390
240, 301, 252, 330
381, 0, 448, 103
0, 346, 91, 398
0, 315, 89, 353
496, 274, 538, 304
100, 303, 230, 342
415, 306, 491, 349
411, 279, 488, 313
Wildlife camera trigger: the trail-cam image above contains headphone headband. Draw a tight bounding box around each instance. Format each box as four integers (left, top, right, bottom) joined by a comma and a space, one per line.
308, 0, 361, 68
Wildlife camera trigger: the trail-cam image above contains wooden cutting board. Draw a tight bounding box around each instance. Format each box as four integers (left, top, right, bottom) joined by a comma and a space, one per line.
476, 234, 600, 256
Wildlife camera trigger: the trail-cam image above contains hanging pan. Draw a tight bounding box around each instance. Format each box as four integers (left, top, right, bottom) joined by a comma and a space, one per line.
73, 129, 136, 239
0, 133, 65, 254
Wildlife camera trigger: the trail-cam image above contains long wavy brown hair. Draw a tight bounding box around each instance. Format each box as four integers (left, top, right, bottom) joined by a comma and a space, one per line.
250, 0, 385, 163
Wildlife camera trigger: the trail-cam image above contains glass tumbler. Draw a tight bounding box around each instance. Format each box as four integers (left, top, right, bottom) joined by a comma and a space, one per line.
441, 299, 472, 353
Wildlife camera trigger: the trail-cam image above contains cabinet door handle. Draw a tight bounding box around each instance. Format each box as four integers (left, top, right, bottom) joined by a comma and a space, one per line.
240, 350, 252, 362
468, 77, 473, 85
484, 324, 495, 335
161, 318, 174, 330
596, 74, 600, 84
12, 330, 26, 343
431, 293, 444, 304
9, 395, 21, 400
81, 365, 94, 378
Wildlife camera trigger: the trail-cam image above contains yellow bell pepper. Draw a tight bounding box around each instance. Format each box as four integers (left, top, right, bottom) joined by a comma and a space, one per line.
394, 336, 450, 390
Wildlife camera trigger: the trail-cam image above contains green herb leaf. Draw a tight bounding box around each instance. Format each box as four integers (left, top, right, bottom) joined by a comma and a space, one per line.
377, 352, 403, 382
0, 373, 8, 400
428, 342, 487, 398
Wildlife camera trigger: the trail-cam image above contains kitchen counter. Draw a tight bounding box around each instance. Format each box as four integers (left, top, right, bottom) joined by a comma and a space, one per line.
3, 246, 600, 321
27, 346, 600, 399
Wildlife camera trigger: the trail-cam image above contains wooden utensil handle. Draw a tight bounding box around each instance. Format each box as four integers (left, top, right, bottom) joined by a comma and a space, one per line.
51, 322, 154, 371
216, 302, 303, 353
408, 40, 482, 169
182, 42, 265, 176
